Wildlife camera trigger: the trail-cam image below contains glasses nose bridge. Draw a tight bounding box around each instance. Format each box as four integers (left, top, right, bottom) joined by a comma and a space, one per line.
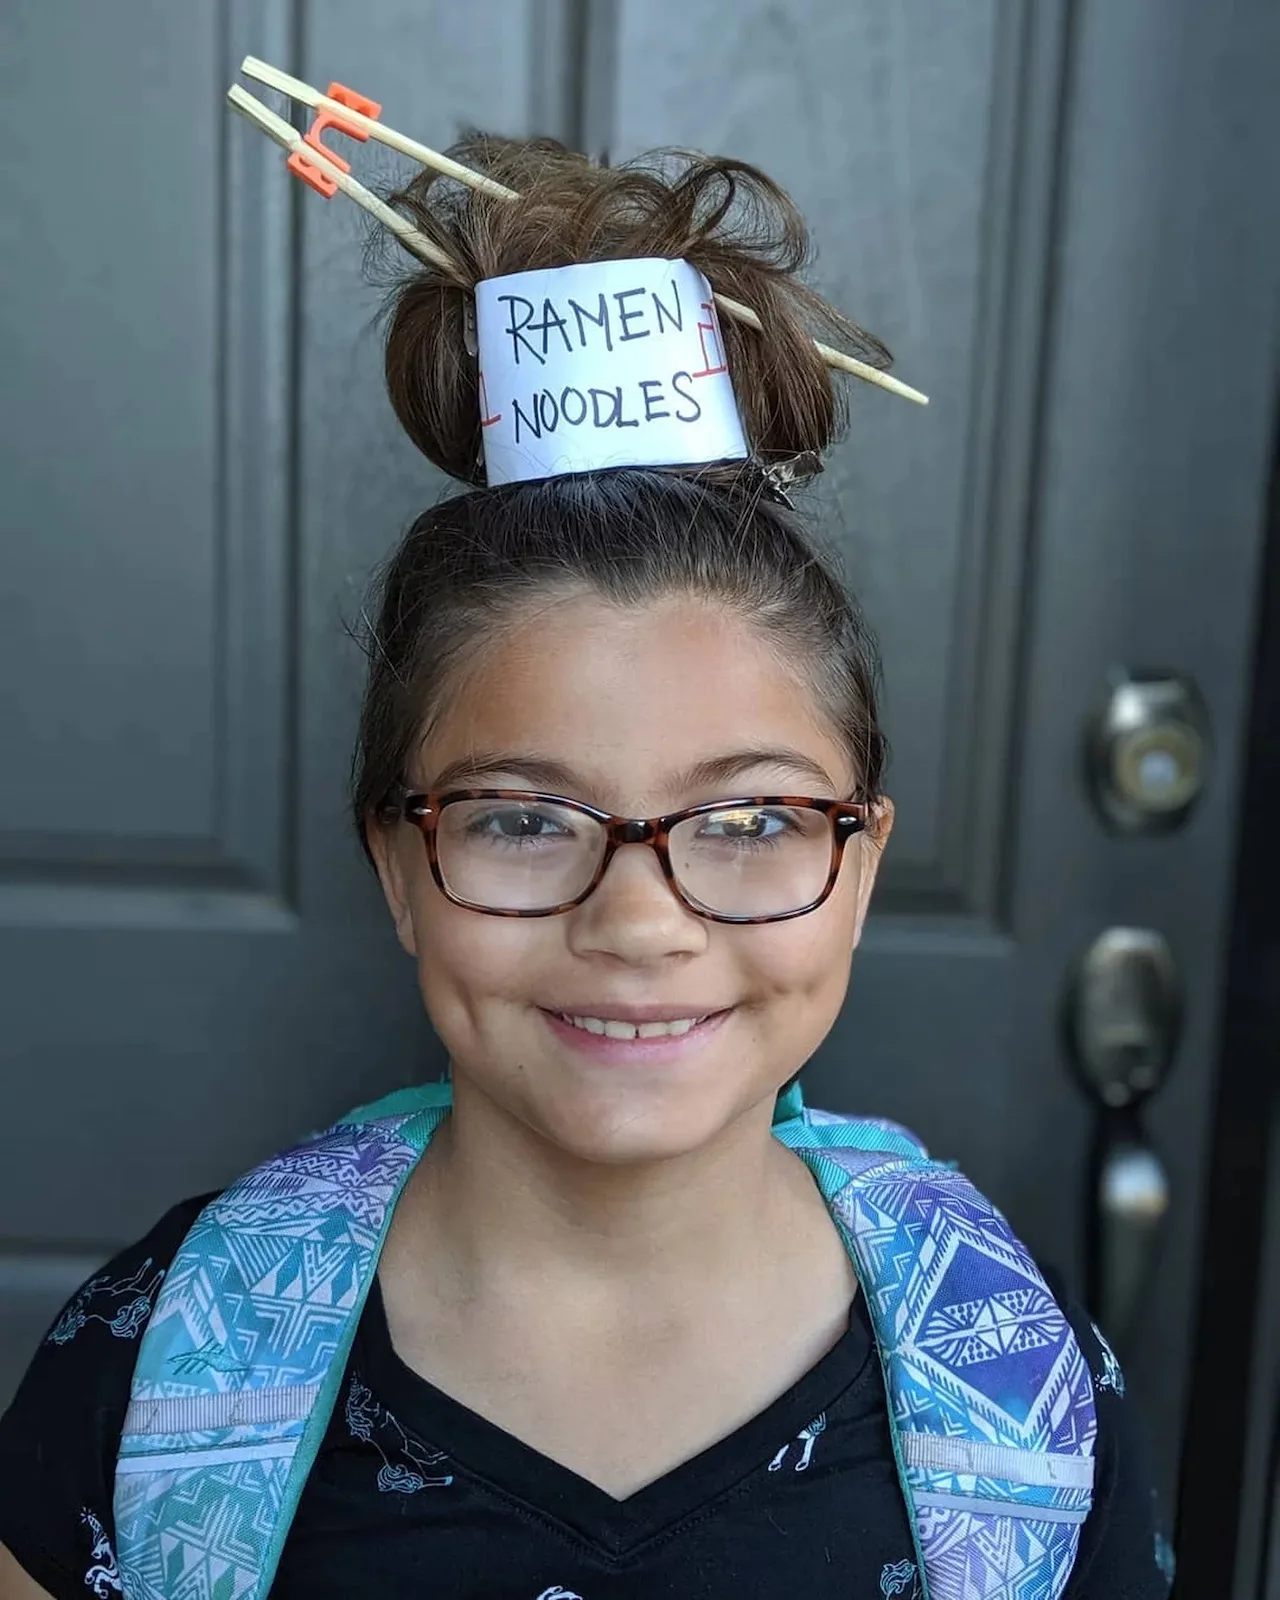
597, 814, 669, 880
611, 815, 659, 846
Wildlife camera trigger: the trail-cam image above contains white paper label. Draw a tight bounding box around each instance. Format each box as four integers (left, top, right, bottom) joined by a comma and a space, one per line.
474, 257, 749, 486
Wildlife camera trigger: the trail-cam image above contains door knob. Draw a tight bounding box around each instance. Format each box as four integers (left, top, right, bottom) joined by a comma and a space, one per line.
1065, 928, 1182, 1350
1087, 1113, 1172, 1352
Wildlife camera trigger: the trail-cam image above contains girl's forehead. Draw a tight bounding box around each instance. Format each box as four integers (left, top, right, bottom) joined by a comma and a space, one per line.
463, 595, 812, 721
421, 596, 847, 801
499, 589, 773, 661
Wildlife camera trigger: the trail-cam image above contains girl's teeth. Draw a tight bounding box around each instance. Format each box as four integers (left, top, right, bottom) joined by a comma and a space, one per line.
563, 1015, 703, 1039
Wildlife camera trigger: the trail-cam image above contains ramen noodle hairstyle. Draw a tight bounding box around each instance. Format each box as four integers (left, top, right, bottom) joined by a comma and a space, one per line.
375, 136, 893, 484
352, 134, 892, 865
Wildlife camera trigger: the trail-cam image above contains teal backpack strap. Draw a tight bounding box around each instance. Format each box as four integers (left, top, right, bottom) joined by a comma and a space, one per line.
116, 1078, 1095, 1600
113, 1083, 451, 1600
773, 1098, 1097, 1600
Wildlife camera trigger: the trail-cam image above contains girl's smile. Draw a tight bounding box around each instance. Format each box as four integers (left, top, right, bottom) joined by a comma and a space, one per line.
539, 1003, 736, 1064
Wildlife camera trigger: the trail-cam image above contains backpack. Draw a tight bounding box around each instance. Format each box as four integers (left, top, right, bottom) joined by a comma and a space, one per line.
113, 1080, 1097, 1599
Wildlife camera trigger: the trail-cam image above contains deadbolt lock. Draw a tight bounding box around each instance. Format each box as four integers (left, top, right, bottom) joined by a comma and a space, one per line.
1086, 671, 1210, 833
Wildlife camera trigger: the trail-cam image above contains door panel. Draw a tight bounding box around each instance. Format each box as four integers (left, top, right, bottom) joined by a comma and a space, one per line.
2, 0, 1277, 1534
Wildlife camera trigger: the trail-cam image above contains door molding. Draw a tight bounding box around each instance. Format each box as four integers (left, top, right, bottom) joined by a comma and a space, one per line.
0, 0, 299, 932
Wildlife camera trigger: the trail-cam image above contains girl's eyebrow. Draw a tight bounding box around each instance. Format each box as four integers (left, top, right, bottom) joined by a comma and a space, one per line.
425, 746, 838, 797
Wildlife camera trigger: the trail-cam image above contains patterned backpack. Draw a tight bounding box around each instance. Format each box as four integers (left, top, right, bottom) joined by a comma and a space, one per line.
113, 1080, 1097, 1598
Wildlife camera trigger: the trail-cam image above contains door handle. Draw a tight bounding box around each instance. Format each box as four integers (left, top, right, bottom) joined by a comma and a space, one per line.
1088, 1112, 1171, 1354
1066, 928, 1182, 1350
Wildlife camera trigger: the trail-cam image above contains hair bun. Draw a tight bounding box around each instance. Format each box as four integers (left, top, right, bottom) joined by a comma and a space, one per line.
376, 136, 891, 484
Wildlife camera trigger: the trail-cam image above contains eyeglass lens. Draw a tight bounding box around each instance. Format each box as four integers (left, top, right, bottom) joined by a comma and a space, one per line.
434, 797, 846, 916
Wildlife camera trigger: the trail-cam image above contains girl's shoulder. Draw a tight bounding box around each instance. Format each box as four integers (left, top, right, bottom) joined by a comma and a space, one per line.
0, 1191, 219, 1600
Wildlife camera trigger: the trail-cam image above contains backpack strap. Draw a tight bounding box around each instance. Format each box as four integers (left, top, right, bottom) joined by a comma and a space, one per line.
113, 1085, 450, 1600
773, 1102, 1097, 1600
116, 1083, 1095, 1600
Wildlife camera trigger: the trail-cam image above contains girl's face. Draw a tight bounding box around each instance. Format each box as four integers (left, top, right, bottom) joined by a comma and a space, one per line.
370, 591, 892, 1166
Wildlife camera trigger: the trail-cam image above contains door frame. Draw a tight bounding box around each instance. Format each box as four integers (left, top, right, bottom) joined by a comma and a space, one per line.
1177, 409, 1280, 1598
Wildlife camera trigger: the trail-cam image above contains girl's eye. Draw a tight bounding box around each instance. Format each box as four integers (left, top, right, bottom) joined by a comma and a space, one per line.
699, 808, 794, 840
464, 806, 576, 843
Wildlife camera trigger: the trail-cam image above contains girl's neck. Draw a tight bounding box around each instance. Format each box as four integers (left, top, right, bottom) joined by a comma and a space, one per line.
397, 1081, 823, 1310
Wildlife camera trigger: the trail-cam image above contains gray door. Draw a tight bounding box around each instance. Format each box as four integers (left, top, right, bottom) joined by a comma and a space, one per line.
2, 0, 1277, 1535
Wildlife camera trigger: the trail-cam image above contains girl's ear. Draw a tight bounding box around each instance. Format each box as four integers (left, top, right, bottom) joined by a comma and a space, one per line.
843, 795, 893, 948
366, 814, 420, 957
867, 795, 895, 849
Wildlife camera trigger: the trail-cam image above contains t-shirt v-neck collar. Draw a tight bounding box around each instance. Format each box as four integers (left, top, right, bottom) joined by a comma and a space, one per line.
355, 1271, 877, 1554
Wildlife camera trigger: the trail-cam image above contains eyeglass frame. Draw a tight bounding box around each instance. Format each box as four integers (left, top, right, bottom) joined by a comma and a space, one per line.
375, 786, 872, 924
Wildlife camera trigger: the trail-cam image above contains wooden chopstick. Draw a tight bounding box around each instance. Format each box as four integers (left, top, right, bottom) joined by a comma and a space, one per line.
240, 58, 522, 202
233, 60, 929, 405
226, 85, 463, 279
710, 292, 925, 400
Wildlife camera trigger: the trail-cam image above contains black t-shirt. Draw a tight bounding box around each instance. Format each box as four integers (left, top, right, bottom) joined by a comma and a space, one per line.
0, 1192, 1175, 1599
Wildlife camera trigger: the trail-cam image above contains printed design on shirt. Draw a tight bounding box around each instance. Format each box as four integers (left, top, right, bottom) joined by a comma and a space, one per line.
535, 1589, 584, 1599
879, 1559, 921, 1598
79, 1508, 122, 1598
46, 1259, 164, 1346
767, 1411, 827, 1472
344, 1375, 454, 1493
1090, 1319, 1126, 1395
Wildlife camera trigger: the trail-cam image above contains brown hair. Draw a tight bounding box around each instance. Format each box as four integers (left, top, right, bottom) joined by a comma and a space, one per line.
352, 135, 891, 861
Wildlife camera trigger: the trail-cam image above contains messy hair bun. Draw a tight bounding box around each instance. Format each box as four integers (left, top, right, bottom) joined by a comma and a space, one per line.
375, 136, 891, 483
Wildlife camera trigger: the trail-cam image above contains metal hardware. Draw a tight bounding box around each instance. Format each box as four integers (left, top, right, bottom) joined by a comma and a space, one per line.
1087, 1113, 1172, 1352
1067, 929, 1182, 1351
757, 451, 825, 509
1066, 927, 1183, 1109
1086, 670, 1210, 833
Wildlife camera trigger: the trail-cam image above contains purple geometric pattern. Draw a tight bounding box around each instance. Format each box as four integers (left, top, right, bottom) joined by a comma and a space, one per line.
778, 1106, 1097, 1599
824, 1164, 1097, 1462
917, 1505, 1082, 1600
917, 1281, 1060, 1372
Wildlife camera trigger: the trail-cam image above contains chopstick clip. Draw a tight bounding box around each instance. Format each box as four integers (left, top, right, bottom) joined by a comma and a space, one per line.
287, 82, 383, 199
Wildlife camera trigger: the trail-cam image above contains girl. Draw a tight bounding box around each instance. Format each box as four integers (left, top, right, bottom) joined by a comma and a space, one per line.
0, 132, 1171, 1599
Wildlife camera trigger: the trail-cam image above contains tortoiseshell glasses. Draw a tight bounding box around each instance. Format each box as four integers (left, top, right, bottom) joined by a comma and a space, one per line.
376, 788, 870, 924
